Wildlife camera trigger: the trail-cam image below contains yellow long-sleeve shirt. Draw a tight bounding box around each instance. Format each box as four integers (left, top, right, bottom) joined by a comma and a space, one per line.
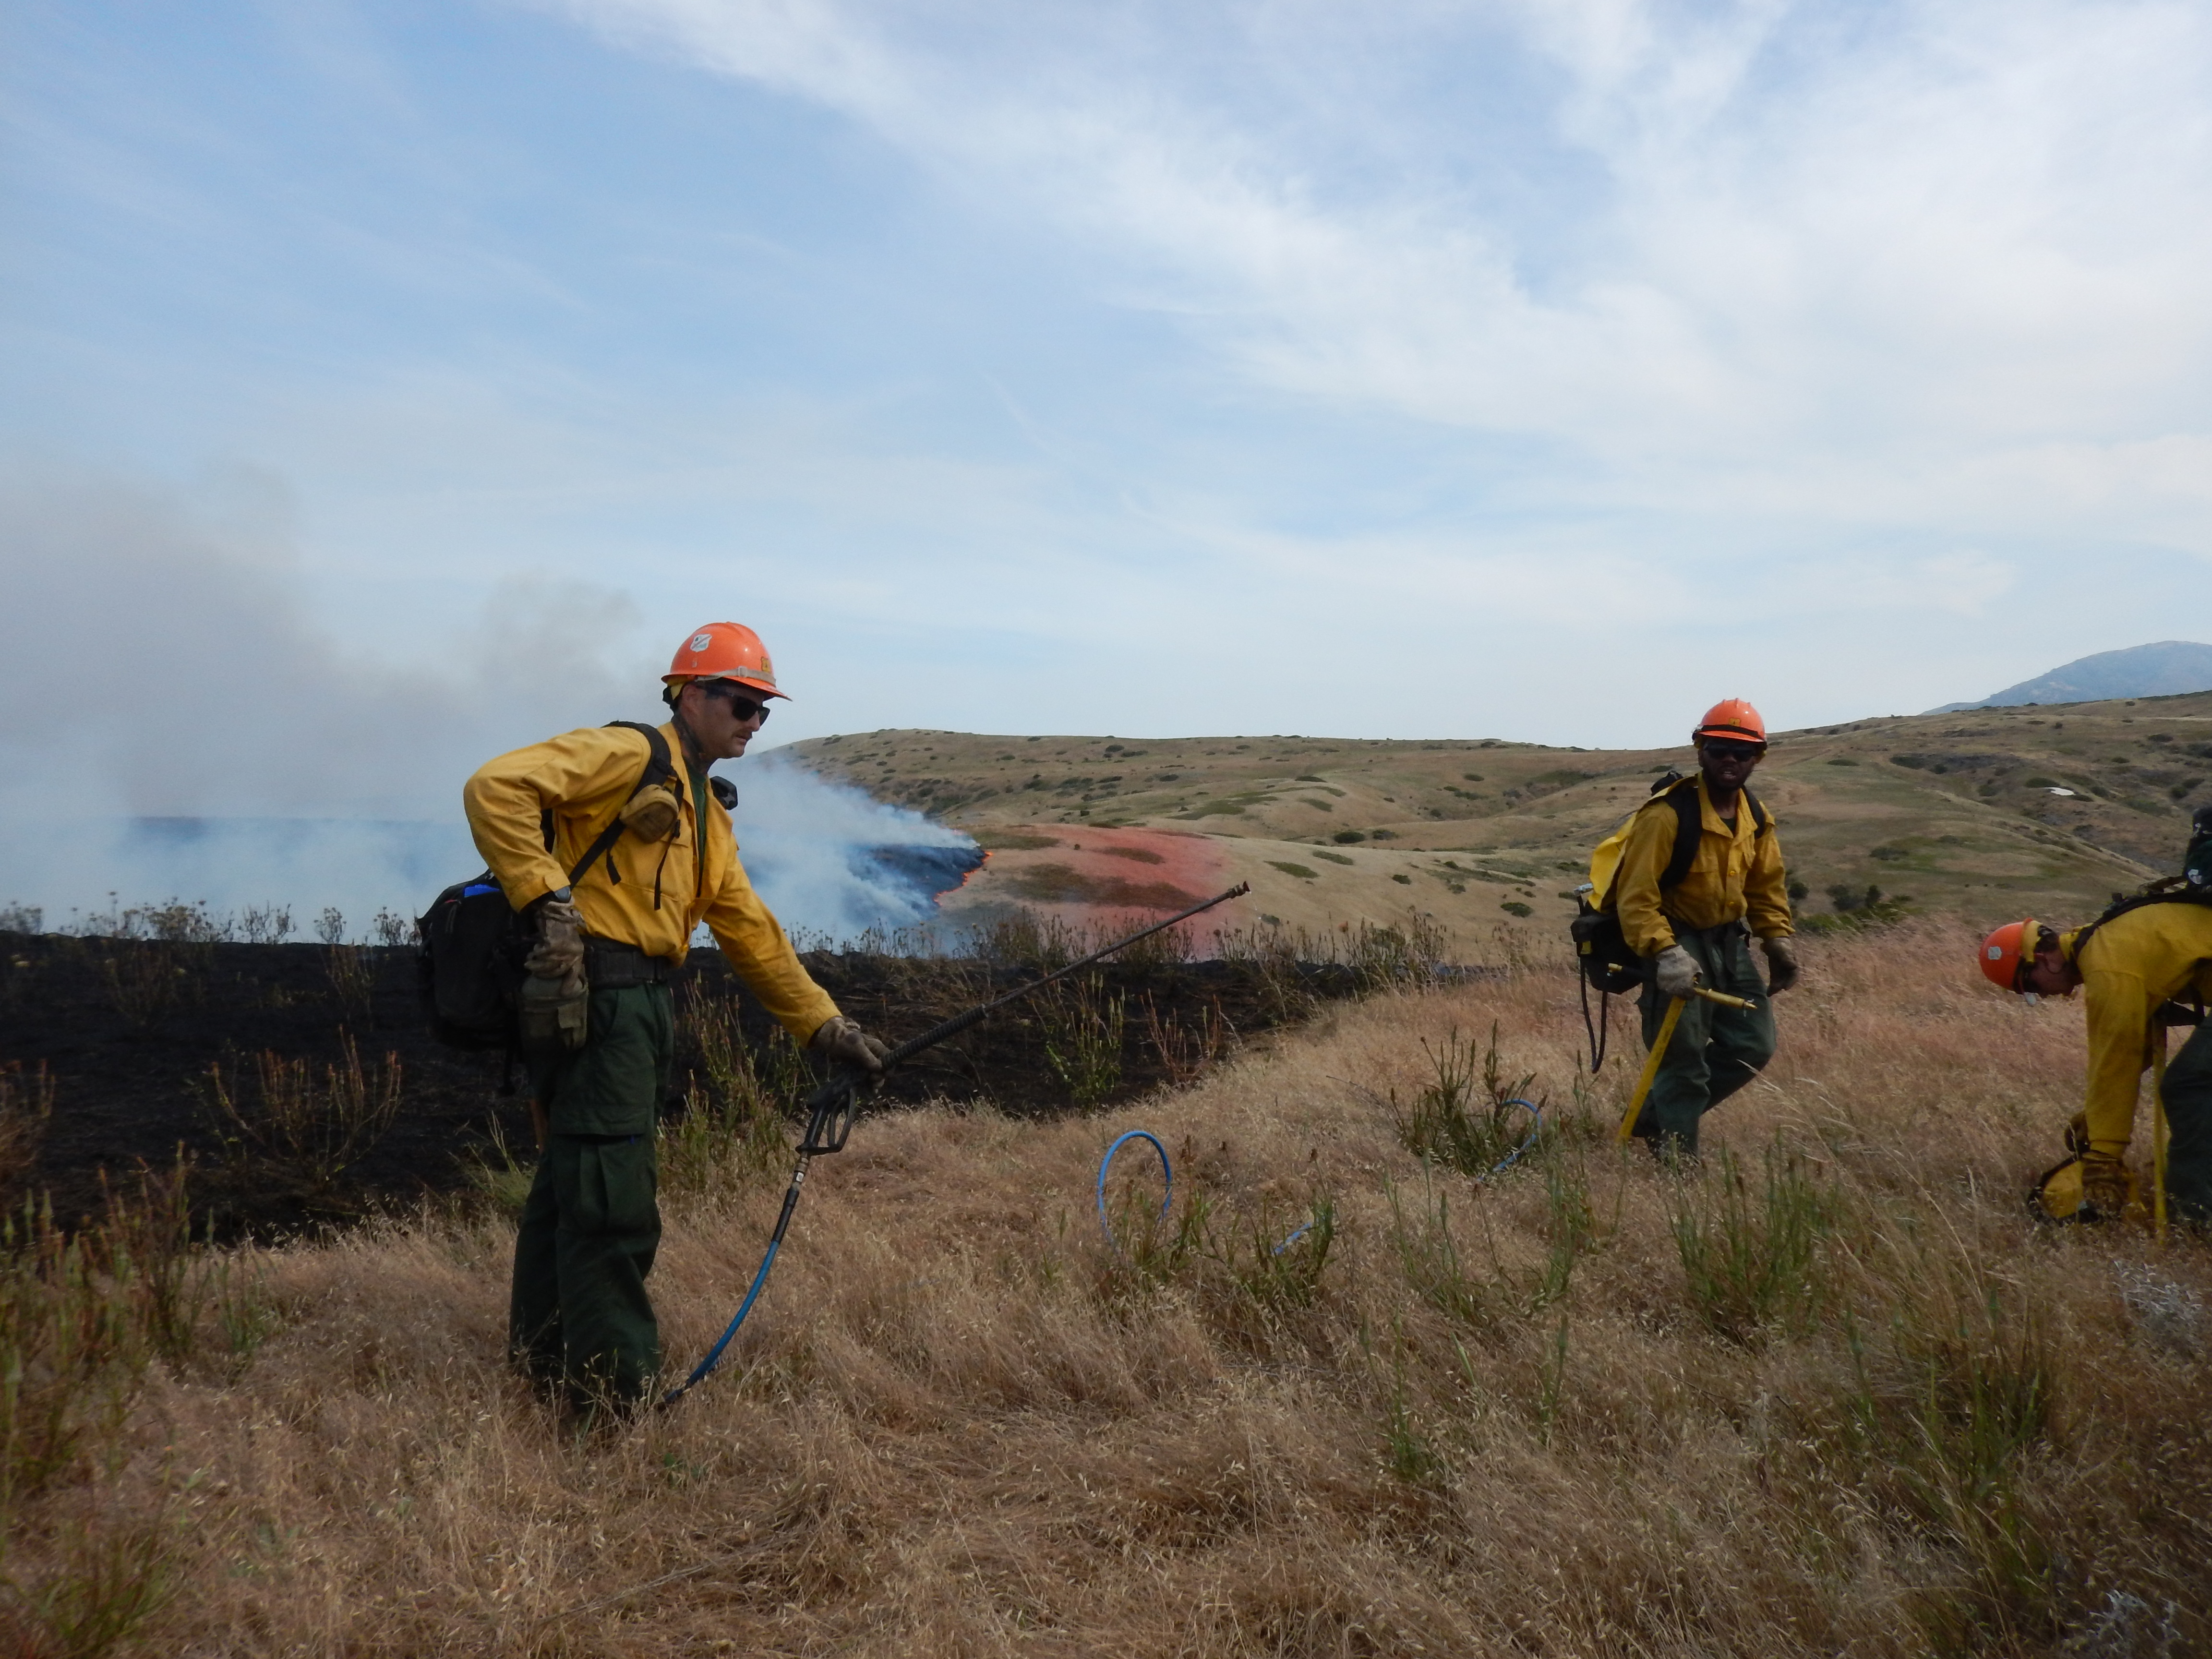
2061, 903, 2212, 1159
1613, 776, 1794, 958
462, 721, 840, 1043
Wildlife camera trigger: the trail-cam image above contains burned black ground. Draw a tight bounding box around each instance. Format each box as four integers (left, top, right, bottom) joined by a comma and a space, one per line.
0, 930, 1366, 1238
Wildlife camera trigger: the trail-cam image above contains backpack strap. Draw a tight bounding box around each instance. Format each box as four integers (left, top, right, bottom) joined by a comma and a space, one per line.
1658, 779, 1770, 891
561, 721, 681, 890
1659, 781, 1702, 891
2066, 876, 2212, 973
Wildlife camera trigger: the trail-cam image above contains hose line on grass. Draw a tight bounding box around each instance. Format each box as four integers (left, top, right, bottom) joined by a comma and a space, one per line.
1097, 1106, 1542, 1265
1096, 1129, 1172, 1258
1487, 1099, 1543, 1177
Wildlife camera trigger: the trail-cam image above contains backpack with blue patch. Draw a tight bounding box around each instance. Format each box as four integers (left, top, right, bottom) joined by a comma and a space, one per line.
414, 721, 709, 1052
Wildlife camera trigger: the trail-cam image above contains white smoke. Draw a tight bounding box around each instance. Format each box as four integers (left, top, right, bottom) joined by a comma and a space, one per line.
0, 469, 974, 945
723, 753, 979, 945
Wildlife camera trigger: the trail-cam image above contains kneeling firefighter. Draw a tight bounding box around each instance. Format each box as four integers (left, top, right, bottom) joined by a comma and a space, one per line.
463, 622, 889, 1408
1608, 699, 1798, 1156
1981, 863, 2212, 1226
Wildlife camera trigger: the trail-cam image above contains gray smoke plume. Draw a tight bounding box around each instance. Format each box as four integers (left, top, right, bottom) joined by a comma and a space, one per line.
0, 469, 973, 942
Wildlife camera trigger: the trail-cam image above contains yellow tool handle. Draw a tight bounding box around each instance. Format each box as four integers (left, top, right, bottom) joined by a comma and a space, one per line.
1616, 996, 1686, 1144
1691, 986, 1758, 1011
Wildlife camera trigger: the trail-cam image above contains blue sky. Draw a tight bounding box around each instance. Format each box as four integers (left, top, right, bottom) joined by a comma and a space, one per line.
6, 0, 2211, 814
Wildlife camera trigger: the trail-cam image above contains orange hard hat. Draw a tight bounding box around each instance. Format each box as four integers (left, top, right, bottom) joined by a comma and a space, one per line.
1693, 698, 1767, 746
1978, 919, 2038, 992
663, 622, 787, 700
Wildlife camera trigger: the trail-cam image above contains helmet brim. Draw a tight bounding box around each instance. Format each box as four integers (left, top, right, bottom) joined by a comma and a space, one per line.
665, 672, 789, 700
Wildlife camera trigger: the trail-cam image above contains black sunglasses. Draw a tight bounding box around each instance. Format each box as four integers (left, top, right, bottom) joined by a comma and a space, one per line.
708, 684, 771, 724
1703, 740, 1763, 760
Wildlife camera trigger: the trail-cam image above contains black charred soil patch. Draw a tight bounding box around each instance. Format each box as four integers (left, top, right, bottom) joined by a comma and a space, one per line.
0, 929, 1378, 1238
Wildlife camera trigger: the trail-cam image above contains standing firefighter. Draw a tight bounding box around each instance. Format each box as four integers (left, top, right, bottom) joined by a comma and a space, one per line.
463, 622, 889, 1411
1980, 897, 2212, 1227
1612, 699, 1798, 1156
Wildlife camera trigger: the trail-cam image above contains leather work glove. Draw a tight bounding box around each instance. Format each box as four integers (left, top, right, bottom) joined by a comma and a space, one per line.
519, 897, 589, 1054
1652, 944, 1702, 1000
517, 968, 589, 1054
811, 1015, 890, 1081
524, 897, 585, 978
1762, 936, 1801, 994
2078, 1152, 2129, 1222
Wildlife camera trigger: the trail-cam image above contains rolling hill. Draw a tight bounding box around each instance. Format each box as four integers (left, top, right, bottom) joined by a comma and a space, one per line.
782, 690, 2212, 949
1927, 640, 2212, 712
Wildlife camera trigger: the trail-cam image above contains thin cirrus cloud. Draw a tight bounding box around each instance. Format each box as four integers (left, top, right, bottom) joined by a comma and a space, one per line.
554, 0, 2212, 495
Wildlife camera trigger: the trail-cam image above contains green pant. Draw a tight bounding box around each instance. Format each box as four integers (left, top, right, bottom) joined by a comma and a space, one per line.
1633, 925, 1777, 1157
2160, 1017, 2212, 1225
510, 983, 673, 1403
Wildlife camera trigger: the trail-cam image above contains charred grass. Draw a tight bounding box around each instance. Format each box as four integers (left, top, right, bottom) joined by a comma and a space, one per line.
3, 922, 2210, 1655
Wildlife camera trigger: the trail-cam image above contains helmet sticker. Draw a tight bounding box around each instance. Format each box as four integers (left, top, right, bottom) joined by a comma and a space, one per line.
689, 632, 714, 652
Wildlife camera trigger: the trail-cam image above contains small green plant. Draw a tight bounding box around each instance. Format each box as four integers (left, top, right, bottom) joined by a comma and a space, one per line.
1391, 1025, 1542, 1179
1667, 1144, 1835, 1344
1527, 1154, 1595, 1313
665, 992, 805, 1190
1381, 1365, 1444, 1486
0, 1498, 181, 1657
1833, 1275, 2058, 1647
1386, 1174, 1486, 1328
1535, 1314, 1571, 1445
1268, 861, 1319, 880
1211, 1195, 1335, 1312
1500, 900, 1532, 916
1042, 977, 1126, 1107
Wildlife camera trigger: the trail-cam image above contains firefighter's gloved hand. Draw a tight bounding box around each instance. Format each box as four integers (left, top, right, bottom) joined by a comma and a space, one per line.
518, 968, 589, 1054
811, 1015, 889, 1080
2079, 1151, 2129, 1221
525, 897, 585, 978
1762, 936, 1800, 994
1652, 945, 1701, 999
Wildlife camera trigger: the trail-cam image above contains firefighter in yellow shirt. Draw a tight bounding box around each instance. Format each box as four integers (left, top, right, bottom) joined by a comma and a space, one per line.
1979, 898, 2212, 1224
464, 622, 888, 1410
1613, 699, 1798, 1156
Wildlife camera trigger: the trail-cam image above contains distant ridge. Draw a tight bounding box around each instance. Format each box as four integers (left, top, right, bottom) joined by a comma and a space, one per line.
1926, 640, 2212, 714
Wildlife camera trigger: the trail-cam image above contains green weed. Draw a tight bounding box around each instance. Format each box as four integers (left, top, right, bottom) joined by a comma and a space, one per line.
1386, 1174, 1487, 1328
1667, 1144, 1837, 1344
1390, 1024, 1543, 1179
1041, 977, 1126, 1107
0, 1498, 180, 1658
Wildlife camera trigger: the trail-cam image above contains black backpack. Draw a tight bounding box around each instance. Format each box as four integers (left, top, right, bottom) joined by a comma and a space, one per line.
1571, 772, 1772, 996
415, 721, 681, 1052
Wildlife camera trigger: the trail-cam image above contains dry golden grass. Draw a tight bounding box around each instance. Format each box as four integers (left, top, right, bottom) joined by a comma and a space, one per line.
6, 923, 2211, 1657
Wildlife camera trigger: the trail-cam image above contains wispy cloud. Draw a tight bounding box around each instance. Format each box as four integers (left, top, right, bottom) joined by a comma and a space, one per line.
556, 0, 2212, 523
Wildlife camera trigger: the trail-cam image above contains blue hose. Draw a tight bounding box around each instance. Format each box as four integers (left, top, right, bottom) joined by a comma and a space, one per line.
1488, 1099, 1543, 1177
1096, 1130, 1171, 1258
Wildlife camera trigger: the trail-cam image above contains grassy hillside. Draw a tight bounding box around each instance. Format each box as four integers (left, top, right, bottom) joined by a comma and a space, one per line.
7, 926, 2206, 1654
785, 690, 2212, 941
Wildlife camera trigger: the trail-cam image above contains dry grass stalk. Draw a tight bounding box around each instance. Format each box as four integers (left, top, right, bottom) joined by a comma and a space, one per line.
2, 920, 2209, 1655
200, 1033, 403, 1193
